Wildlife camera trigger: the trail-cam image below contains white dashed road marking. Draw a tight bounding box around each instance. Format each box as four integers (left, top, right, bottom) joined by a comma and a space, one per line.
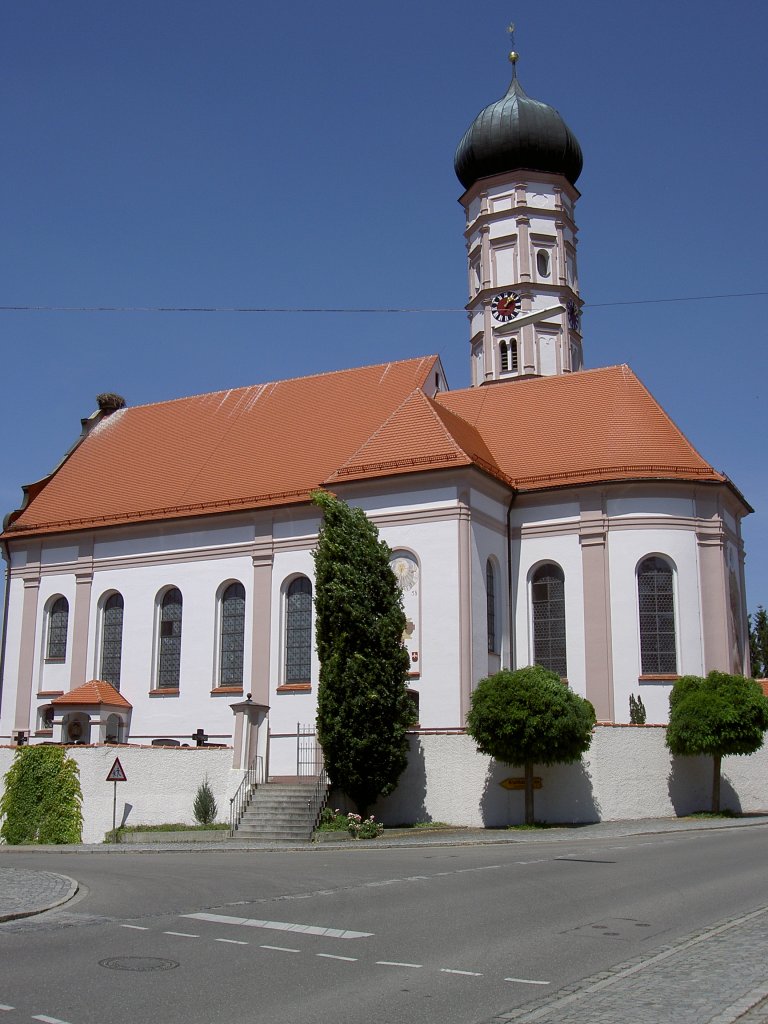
0, 1007, 13, 1013
260, 945, 300, 953
214, 938, 248, 945
441, 968, 483, 977
163, 931, 199, 938
120, 924, 149, 930
317, 954, 358, 962
184, 911, 372, 939
376, 961, 423, 968
504, 976, 551, 986
32, 1017, 72, 1024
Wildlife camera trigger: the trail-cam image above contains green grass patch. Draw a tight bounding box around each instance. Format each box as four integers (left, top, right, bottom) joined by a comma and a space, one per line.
685, 810, 740, 819
506, 821, 560, 830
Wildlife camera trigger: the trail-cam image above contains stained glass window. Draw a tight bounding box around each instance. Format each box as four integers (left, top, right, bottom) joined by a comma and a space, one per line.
100, 593, 124, 688
532, 564, 567, 677
486, 560, 497, 653
158, 588, 182, 689
285, 577, 312, 684
638, 557, 677, 674
220, 581, 246, 686
47, 597, 69, 660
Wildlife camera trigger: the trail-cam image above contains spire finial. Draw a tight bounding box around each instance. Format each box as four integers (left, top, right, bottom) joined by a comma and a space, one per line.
507, 22, 519, 77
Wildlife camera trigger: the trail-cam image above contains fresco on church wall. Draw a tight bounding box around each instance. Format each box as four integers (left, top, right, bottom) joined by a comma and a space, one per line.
389, 551, 420, 675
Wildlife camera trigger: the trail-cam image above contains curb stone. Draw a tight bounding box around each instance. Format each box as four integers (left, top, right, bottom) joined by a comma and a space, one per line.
0, 869, 79, 923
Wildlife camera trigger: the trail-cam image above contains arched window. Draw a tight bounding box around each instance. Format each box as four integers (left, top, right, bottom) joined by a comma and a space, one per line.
38, 704, 54, 732
46, 596, 69, 660
637, 557, 677, 674
219, 581, 246, 687
486, 560, 497, 653
500, 341, 509, 374
157, 587, 183, 689
285, 577, 312, 684
531, 563, 567, 677
100, 593, 124, 689
536, 248, 551, 278
509, 338, 519, 373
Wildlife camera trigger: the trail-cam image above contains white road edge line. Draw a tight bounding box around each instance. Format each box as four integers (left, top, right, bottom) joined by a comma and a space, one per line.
441, 969, 483, 977
376, 961, 423, 968
184, 911, 372, 939
317, 954, 358, 962
504, 977, 551, 986
260, 945, 301, 953
120, 924, 149, 930
215, 938, 249, 945
163, 931, 199, 938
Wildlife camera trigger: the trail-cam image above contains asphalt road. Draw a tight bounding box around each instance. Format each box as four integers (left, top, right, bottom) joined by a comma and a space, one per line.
2, 827, 768, 1024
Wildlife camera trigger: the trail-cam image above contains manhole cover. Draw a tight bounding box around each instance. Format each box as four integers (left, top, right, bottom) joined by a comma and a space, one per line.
99, 957, 179, 972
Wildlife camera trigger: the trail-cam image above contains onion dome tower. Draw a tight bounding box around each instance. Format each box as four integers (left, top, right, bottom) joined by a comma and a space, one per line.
456, 33, 584, 386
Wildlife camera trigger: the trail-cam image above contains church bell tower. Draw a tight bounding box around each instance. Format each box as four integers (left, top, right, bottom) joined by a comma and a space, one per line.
455, 38, 584, 386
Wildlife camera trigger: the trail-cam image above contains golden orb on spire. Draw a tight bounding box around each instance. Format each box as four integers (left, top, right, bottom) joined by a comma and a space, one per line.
508, 50, 519, 64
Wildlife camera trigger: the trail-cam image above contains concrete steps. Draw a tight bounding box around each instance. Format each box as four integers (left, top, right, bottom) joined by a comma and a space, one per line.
231, 780, 326, 842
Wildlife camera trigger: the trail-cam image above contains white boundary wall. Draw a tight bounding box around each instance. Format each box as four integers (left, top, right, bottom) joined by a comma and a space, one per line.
2, 727, 768, 843
373, 726, 768, 826
0, 745, 239, 844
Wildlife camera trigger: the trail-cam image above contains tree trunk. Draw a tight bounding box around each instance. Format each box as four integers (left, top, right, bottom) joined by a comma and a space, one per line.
524, 761, 535, 825
711, 754, 721, 814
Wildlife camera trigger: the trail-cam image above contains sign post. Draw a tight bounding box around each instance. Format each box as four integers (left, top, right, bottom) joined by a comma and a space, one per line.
106, 757, 127, 835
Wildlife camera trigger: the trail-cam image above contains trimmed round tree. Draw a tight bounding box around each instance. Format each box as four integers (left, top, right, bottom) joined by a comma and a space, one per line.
312, 490, 415, 816
466, 666, 596, 824
666, 670, 768, 812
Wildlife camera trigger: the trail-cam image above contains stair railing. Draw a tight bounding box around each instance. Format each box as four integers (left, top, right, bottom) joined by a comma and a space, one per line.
307, 763, 330, 835
229, 754, 264, 836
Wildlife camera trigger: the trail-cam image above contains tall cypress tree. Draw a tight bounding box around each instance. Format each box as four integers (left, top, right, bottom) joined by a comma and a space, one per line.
312, 490, 414, 816
749, 606, 768, 678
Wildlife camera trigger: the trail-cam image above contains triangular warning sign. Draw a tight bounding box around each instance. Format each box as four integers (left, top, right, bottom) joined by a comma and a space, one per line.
106, 757, 127, 782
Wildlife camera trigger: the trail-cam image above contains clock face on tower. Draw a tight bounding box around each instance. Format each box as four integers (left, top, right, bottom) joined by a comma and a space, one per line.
491, 291, 521, 322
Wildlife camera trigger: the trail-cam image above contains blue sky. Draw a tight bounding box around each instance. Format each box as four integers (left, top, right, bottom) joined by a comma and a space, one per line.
1, 1, 766, 615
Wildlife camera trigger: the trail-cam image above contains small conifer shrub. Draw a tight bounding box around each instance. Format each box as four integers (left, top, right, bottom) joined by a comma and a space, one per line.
192, 776, 218, 825
629, 693, 647, 724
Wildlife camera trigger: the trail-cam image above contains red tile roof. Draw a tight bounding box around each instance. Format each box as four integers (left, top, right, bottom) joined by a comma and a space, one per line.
3, 359, 730, 538
52, 681, 132, 709
435, 365, 725, 492
4, 357, 440, 536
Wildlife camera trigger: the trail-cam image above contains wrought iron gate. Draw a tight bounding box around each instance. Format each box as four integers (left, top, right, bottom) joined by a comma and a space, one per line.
296, 722, 323, 777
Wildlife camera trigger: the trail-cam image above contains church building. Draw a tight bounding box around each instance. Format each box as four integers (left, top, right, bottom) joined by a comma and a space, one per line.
0, 51, 752, 777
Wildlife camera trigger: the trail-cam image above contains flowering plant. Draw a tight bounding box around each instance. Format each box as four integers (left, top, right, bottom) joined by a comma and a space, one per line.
347, 813, 384, 840
317, 807, 349, 831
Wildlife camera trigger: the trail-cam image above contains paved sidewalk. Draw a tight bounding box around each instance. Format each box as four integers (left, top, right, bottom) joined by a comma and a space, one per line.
487, 905, 768, 1024
0, 867, 78, 922
1, 813, 767, 855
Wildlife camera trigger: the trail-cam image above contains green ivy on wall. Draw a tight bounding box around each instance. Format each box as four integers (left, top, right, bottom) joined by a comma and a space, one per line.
0, 745, 83, 844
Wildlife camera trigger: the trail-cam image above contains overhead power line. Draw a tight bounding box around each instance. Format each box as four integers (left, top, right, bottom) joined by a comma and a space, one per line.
0, 290, 765, 315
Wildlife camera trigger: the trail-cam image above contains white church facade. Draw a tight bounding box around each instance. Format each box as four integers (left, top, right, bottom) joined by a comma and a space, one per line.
0, 53, 752, 778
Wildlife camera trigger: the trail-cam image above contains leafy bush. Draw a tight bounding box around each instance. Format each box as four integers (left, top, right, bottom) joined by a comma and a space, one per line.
192, 776, 218, 825
0, 745, 83, 844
